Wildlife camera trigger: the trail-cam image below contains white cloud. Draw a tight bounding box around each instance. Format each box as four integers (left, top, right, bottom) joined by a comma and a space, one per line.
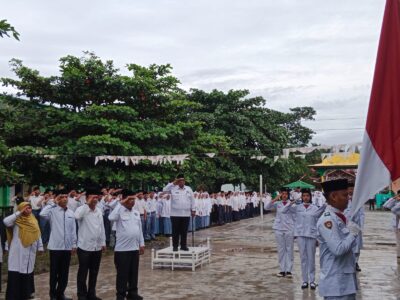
0, 0, 386, 145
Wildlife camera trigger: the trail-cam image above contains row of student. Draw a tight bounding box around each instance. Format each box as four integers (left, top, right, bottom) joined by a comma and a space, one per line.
4, 190, 146, 300
266, 180, 365, 299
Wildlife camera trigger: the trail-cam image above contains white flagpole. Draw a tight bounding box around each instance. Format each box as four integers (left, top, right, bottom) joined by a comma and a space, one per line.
260, 175, 263, 220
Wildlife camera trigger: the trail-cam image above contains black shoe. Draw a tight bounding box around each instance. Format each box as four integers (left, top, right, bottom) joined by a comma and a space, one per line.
173, 247, 178, 252
127, 294, 143, 300
276, 272, 285, 277
301, 282, 308, 289
180, 247, 189, 251
59, 296, 73, 300
356, 263, 361, 272
88, 296, 102, 300
310, 282, 317, 290
285, 272, 293, 278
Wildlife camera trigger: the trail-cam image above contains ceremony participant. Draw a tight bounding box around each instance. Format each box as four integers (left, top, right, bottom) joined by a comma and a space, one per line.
344, 182, 365, 272
75, 194, 106, 300
383, 191, 400, 258
41, 193, 77, 300
28, 186, 44, 222
163, 174, 195, 251
134, 192, 147, 240
4, 202, 43, 300
160, 193, 172, 236
67, 190, 85, 212
317, 179, 360, 300
265, 187, 296, 278
283, 188, 326, 289
109, 191, 145, 300
313, 189, 326, 207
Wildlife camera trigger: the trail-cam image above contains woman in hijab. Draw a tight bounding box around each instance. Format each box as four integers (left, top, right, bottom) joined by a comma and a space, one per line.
4, 201, 43, 300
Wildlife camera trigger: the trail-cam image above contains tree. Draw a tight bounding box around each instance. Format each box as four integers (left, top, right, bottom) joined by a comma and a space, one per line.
0, 20, 19, 40
0, 53, 315, 191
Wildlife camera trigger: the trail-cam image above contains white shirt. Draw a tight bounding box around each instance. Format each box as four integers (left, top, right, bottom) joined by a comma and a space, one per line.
74, 204, 106, 251
160, 199, 171, 218
134, 199, 146, 215
40, 204, 77, 250
163, 183, 195, 217
67, 196, 84, 212
4, 212, 43, 273
28, 195, 43, 210
108, 203, 145, 251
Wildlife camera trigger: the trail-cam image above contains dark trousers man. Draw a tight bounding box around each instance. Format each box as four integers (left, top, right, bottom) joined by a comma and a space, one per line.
103, 211, 111, 246
114, 251, 140, 300
77, 248, 102, 300
170, 216, 190, 249
49, 250, 71, 299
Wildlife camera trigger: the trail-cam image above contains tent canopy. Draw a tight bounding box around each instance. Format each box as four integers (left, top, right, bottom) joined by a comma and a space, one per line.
283, 180, 315, 189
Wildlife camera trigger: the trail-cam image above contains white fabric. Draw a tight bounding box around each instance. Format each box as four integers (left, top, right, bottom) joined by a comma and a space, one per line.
108, 203, 145, 251
275, 230, 294, 272
28, 195, 43, 210
3, 212, 43, 273
40, 204, 77, 250
67, 196, 84, 212
74, 205, 106, 251
134, 199, 146, 215
163, 183, 195, 217
297, 236, 316, 283
352, 132, 391, 215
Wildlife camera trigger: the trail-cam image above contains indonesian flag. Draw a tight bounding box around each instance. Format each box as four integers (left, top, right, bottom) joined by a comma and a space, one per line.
352, 0, 400, 214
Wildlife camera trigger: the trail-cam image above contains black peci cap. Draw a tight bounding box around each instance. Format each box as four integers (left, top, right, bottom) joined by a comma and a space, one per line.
321, 179, 348, 193
176, 174, 185, 179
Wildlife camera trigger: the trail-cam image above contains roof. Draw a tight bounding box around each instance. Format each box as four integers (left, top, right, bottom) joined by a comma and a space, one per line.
309, 153, 360, 169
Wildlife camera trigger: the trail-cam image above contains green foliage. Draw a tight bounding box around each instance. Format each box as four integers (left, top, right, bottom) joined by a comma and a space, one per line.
0, 53, 316, 191
0, 19, 19, 40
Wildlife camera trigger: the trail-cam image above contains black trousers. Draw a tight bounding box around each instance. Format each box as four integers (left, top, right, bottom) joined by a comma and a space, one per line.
114, 251, 140, 300
6, 271, 34, 300
77, 248, 102, 298
49, 250, 71, 298
170, 216, 190, 249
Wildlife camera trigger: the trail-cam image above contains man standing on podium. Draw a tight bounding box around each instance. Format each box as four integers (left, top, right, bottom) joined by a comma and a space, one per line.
163, 174, 195, 251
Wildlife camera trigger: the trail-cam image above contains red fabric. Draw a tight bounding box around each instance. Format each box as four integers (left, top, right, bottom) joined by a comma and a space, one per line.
366, 0, 400, 181
335, 212, 347, 224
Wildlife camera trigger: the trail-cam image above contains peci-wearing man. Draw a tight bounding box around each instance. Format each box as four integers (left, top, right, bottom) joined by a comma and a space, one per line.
40, 193, 77, 300
163, 174, 195, 251
109, 191, 145, 300
75, 194, 106, 300
317, 179, 360, 300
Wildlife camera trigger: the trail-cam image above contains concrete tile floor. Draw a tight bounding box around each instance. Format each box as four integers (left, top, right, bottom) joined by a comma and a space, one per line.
2, 209, 399, 300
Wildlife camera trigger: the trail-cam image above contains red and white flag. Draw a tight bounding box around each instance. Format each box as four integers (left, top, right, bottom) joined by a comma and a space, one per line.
352, 0, 400, 214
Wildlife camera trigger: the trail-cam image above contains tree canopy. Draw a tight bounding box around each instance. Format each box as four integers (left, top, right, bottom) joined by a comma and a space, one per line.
0, 52, 317, 191
0, 20, 19, 40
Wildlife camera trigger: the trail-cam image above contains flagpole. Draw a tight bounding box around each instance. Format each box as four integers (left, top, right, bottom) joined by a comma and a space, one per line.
260, 175, 263, 220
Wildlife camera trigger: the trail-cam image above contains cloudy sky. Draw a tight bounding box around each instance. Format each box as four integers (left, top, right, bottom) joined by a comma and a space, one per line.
1, 0, 386, 145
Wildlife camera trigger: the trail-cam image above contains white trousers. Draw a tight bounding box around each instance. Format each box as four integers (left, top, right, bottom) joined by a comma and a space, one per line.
275, 230, 294, 272
297, 236, 316, 283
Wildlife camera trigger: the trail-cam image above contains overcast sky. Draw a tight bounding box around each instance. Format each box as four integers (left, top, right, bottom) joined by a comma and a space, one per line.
1, 0, 386, 145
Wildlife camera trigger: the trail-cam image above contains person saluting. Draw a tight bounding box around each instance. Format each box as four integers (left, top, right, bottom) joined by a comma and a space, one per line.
163, 174, 195, 251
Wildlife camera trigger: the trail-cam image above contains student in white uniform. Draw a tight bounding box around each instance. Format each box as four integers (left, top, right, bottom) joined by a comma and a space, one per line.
109, 191, 145, 300
75, 194, 106, 300
383, 192, 400, 258
265, 187, 296, 278
317, 179, 360, 300
313, 190, 327, 207
160, 193, 172, 236
67, 190, 85, 212
283, 188, 326, 289
40, 193, 77, 300
4, 202, 43, 300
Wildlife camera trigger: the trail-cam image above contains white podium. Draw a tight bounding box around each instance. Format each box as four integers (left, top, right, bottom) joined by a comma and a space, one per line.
151, 237, 211, 271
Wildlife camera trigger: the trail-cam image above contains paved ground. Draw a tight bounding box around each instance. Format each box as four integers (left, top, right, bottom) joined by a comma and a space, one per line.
2, 208, 399, 299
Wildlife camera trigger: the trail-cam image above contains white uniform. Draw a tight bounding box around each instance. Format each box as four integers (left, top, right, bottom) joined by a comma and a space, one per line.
163, 183, 195, 217
317, 206, 357, 299
284, 202, 326, 283
40, 204, 77, 250
3, 212, 43, 274
265, 200, 296, 273
108, 203, 144, 251
74, 204, 106, 251
386, 198, 400, 257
